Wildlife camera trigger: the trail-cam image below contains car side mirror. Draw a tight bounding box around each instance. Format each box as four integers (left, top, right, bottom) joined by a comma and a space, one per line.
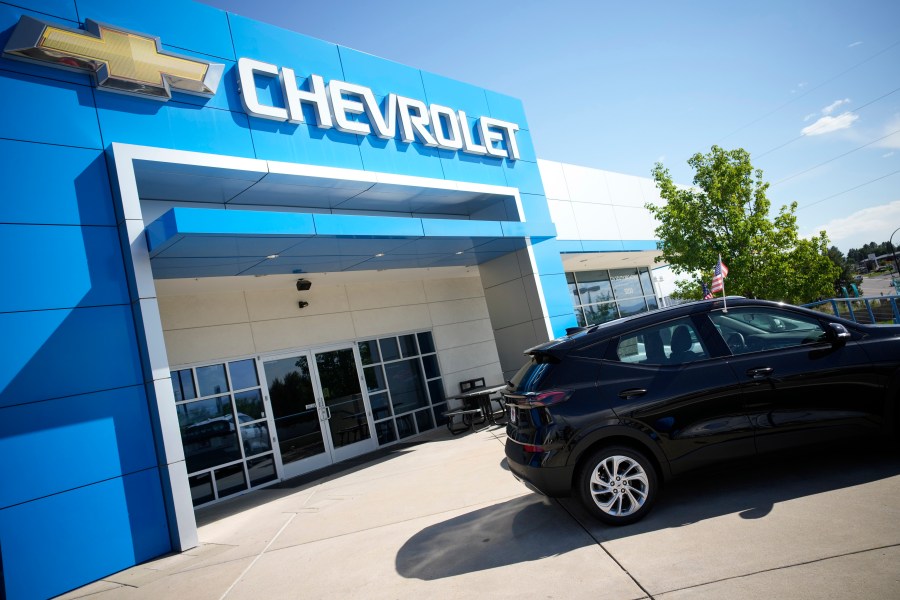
826, 322, 851, 345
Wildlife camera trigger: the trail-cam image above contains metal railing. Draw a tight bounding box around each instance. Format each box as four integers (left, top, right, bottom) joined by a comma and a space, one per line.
802, 295, 900, 325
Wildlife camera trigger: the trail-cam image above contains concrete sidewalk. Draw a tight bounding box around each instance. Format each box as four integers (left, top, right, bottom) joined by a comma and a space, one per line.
62, 427, 900, 599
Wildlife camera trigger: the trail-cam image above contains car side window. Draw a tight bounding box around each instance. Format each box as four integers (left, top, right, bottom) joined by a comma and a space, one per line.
616, 318, 709, 365
709, 308, 828, 355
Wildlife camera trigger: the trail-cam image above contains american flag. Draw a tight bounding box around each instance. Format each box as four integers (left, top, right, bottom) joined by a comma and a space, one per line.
710, 255, 729, 294
702, 282, 713, 300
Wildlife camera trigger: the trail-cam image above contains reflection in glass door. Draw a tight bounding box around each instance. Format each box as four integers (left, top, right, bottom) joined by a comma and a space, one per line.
262, 352, 331, 478
262, 346, 376, 480
312, 347, 376, 462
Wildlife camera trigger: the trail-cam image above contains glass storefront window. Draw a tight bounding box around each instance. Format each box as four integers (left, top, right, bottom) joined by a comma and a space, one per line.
576, 270, 613, 305
568, 267, 659, 326
172, 369, 195, 401
178, 395, 241, 473
639, 269, 655, 297
364, 365, 386, 393
610, 268, 642, 299
229, 359, 259, 391
247, 455, 277, 486
197, 364, 228, 396
235, 389, 264, 420
385, 359, 429, 414
358, 340, 380, 365
399, 334, 418, 357
173, 359, 277, 507
369, 392, 392, 420
379, 337, 400, 361
584, 302, 618, 325
416, 332, 435, 354
618, 297, 648, 317
421, 354, 440, 379
173, 328, 445, 506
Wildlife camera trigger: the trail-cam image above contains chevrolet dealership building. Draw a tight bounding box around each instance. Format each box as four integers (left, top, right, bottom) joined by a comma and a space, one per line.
0, 1, 665, 597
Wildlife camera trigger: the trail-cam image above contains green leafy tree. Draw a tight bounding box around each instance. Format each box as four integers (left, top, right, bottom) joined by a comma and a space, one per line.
827, 245, 859, 294
647, 146, 839, 305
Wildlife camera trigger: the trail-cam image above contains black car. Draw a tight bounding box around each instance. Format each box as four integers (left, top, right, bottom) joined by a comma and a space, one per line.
504, 297, 900, 525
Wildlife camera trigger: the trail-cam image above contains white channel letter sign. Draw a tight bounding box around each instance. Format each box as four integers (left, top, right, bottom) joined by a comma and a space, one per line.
237, 58, 521, 161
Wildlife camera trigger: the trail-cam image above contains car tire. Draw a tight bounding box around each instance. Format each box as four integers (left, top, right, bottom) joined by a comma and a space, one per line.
576, 446, 658, 526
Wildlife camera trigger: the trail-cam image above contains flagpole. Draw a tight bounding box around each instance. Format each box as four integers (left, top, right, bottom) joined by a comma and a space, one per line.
718, 253, 728, 313
721, 277, 727, 313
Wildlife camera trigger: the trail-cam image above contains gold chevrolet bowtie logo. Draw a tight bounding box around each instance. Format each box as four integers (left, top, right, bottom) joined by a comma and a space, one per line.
3, 15, 223, 100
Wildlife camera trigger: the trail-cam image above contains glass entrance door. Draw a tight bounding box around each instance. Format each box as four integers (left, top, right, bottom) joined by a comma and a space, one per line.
262, 345, 376, 480
311, 347, 376, 462
262, 352, 332, 478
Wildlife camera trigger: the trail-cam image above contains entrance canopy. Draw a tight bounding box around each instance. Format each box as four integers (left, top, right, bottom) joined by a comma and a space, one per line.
120, 144, 556, 279
145, 207, 552, 278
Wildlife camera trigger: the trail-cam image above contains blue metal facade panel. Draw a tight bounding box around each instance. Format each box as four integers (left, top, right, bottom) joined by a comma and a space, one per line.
0, 304, 143, 408
94, 93, 256, 158
74, 0, 235, 60
0, 468, 170, 600
484, 89, 529, 128
438, 150, 508, 187
420, 71, 490, 117
358, 135, 446, 178
0, 224, 130, 312
0, 70, 101, 148
11, 0, 77, 22
337, 46, 427, 100
502, 159, 545, 196
0, 140, 114, 226
248, 117, 365, 168
228, 13, 343, 79
0, 385, 156, 509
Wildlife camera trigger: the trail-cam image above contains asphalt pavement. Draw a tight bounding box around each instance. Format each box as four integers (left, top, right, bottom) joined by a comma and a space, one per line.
60, 426, 900, 599
860, 272, 897, 297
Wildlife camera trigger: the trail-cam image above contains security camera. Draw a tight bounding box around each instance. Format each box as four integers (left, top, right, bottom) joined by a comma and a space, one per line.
296, 278, 312, 291
298, 301, 309, 309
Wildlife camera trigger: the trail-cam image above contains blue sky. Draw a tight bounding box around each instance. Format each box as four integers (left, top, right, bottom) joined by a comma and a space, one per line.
201, 0, 900, 253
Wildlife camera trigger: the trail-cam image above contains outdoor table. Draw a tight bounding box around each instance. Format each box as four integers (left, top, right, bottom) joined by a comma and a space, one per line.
443, 383, 508, 434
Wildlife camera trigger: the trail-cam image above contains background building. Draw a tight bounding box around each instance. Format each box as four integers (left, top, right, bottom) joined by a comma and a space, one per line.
0, 1, 664, 597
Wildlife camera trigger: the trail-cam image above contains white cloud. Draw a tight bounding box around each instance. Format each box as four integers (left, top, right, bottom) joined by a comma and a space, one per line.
810, 200, 900, 249
822, 98, 850, 115
884, 151, 896, 158
803, 112, 817, 122
848, 41, 863, 48
801, 111, 859, 136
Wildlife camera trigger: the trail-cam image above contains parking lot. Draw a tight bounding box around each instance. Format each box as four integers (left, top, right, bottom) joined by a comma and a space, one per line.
63, 426, 900, 599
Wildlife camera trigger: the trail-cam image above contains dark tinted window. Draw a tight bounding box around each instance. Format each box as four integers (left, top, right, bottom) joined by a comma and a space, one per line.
616, 318, 708, 365
509, 356, 553, 392
709, 308, 827, 355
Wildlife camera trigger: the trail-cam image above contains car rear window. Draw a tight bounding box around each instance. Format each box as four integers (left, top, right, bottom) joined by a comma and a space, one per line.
615, 317, 708, 365
509, 355, 553, 392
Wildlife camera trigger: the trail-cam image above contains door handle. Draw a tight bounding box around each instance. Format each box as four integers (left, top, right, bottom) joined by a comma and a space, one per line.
325, 406, 332, 420
746, 367, 774, 379
618, 388, 647, 399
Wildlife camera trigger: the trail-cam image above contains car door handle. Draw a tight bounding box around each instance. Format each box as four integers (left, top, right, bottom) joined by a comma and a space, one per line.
618, 388, 647, 399
746, 367, 774, 379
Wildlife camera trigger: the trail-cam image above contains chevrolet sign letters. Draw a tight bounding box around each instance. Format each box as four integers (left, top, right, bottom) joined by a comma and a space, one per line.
237, 58, 521, 161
